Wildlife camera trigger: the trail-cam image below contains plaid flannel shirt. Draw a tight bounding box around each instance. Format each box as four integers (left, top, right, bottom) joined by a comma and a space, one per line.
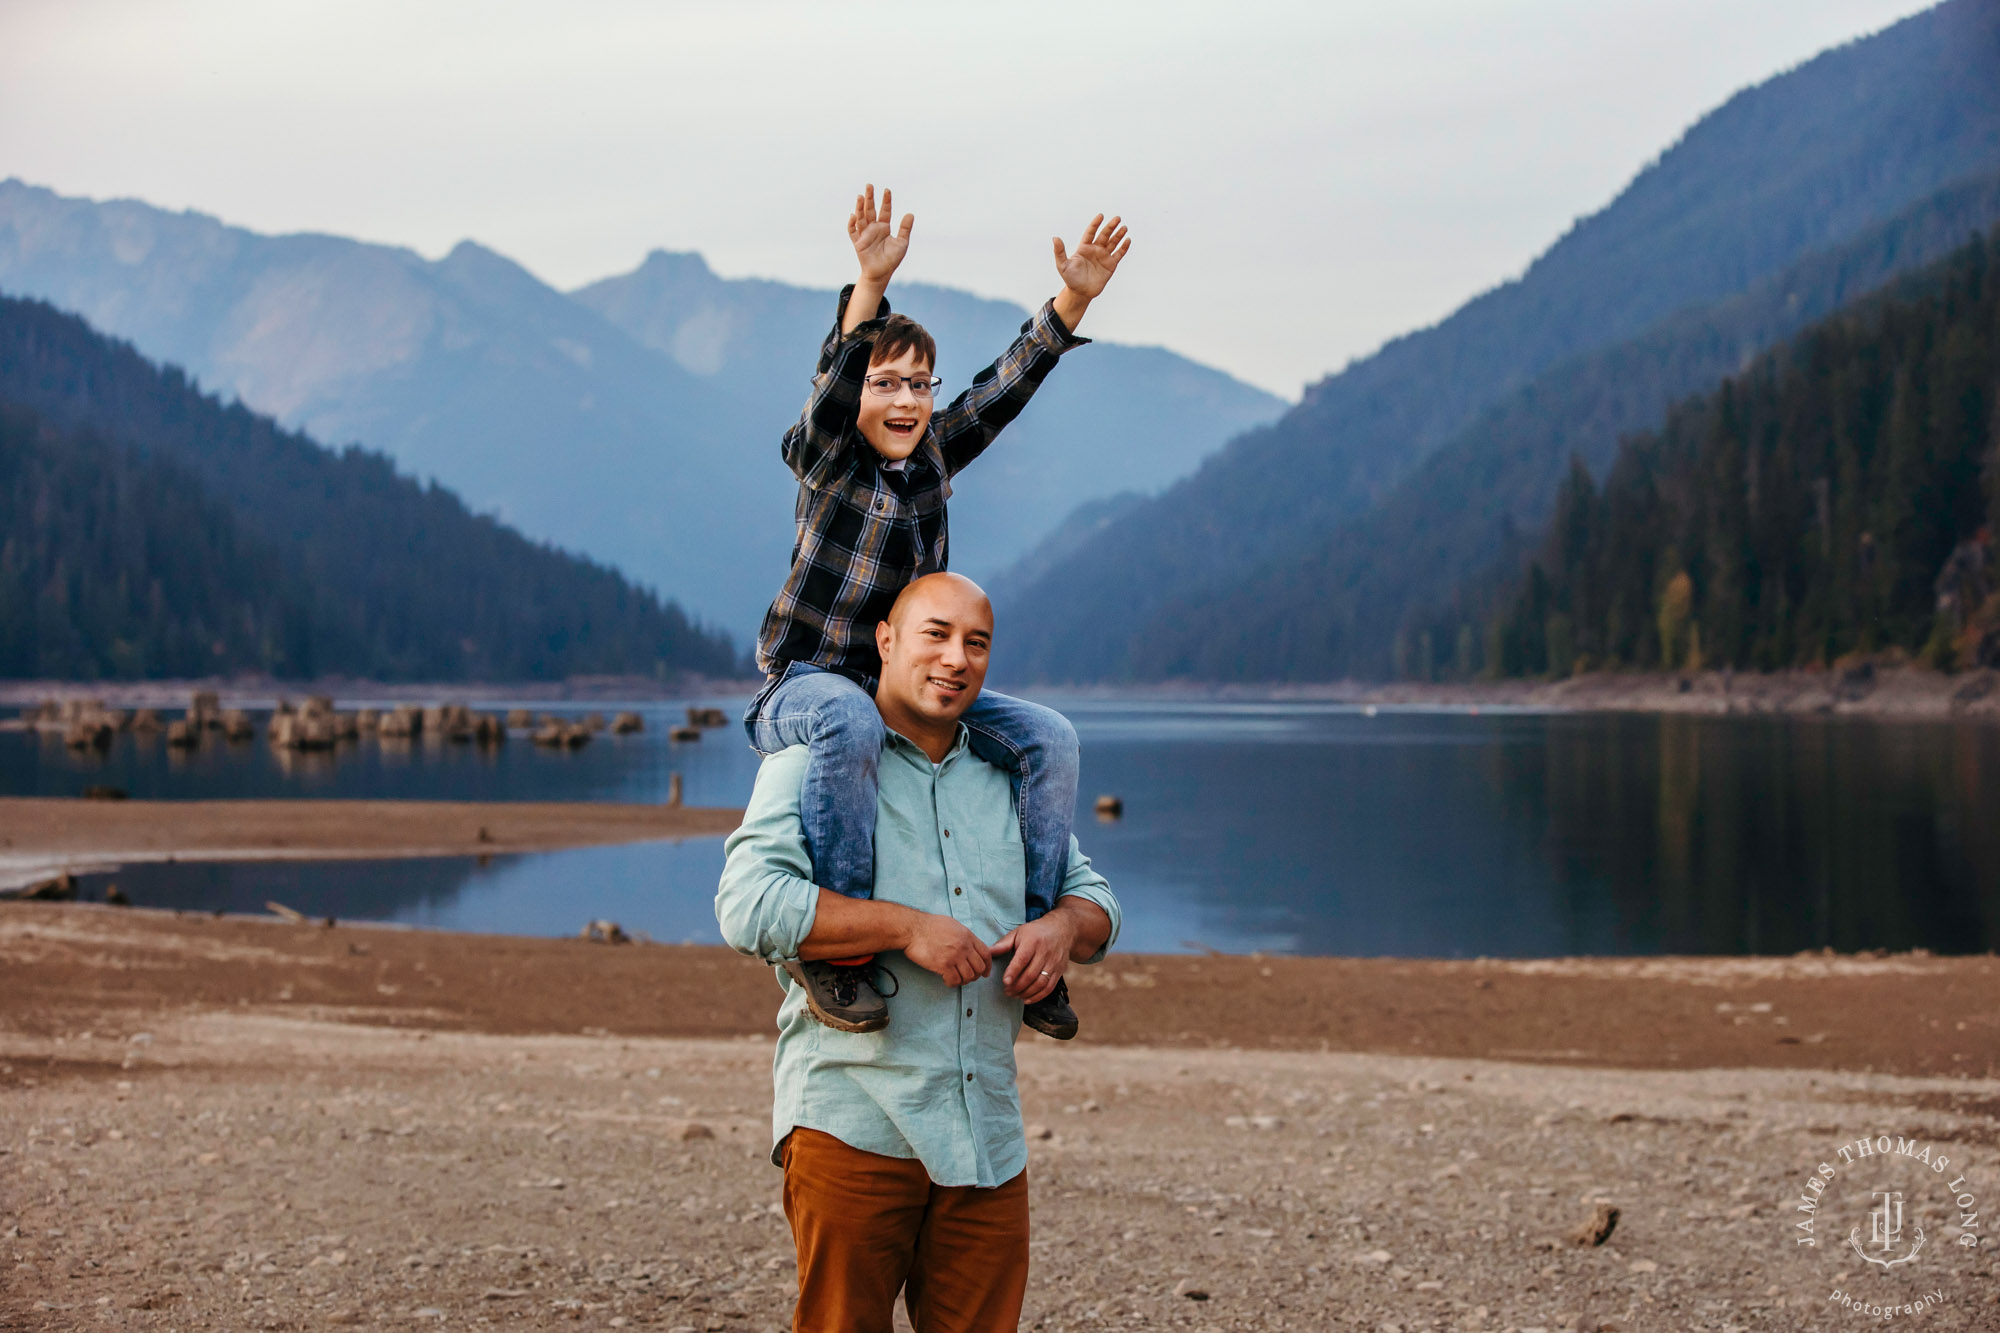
754, 284, 1089, 681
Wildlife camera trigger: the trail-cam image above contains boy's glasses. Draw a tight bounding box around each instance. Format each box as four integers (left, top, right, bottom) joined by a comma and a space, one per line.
863, 374, 943, 398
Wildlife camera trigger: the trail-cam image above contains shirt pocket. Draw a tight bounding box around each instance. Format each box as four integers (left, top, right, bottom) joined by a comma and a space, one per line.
979, 820, 1029, 926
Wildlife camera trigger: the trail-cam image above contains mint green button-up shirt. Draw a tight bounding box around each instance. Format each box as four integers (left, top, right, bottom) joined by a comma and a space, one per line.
715, 725, 1121, 1188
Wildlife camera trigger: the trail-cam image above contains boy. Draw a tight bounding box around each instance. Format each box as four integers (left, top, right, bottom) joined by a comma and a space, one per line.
743, 184, 1129, 1040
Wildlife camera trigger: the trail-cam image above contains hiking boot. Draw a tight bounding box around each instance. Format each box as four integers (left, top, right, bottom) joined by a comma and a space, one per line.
1022, 976, 1079, 1040
781, 958, 890, 1033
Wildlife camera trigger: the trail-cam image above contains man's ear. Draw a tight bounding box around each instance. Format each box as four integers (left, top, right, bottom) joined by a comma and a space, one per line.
875, 619, 894, 660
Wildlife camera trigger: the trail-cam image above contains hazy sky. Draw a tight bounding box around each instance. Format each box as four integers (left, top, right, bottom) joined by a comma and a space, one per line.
0, 0, 1937, 397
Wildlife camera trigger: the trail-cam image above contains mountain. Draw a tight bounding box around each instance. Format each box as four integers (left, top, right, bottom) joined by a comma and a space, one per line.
997, 0, 2000, 681
1125, 169, 2000, 680
570, 252, 1286, 581
1478, 226, 2000, 678
0, 183, 1284, 639
0, 295, 739, 681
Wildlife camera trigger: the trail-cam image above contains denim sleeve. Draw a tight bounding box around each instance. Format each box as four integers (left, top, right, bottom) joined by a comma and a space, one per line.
715, 747, 821, 962
780, 284, 890, 490
1055, 834, 1120, 964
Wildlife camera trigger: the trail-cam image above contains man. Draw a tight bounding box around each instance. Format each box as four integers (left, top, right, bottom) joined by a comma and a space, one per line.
717, 572, 1121, 1333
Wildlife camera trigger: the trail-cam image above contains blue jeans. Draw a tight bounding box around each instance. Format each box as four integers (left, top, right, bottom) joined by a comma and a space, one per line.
742, 662, 1079, 921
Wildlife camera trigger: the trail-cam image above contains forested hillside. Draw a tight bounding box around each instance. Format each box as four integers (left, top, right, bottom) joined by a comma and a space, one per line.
1118, 170, 2000, 680
0, 296, 740, 681
997, 0, 2000, 682
0, 402, 316, 678
1481, 228, 2000, 678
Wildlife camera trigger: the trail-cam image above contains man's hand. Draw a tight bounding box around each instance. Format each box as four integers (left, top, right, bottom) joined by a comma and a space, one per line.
903, 910, 992, 989
849, 184, 913, 283
1050, 213, 1129, 334
992, 913, 1080, 1004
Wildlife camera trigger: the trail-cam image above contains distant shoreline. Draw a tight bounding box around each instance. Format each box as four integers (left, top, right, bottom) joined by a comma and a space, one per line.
0, 797, 745, 893
6, 662, 1998, 722
0, 673, 764, 710
1037, 662, 2000, 723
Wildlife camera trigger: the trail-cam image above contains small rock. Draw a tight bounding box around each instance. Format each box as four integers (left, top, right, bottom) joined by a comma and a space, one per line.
1173, 1278, 1209, 1300
1027, 1124, 1053, 1140
677, 1121, 715, 1141
1355, 1248, 1394, 1265
1081, 1098, 1101, 1113
1568, 1203, 1619, 1247
1627, 1258, 1658, 1273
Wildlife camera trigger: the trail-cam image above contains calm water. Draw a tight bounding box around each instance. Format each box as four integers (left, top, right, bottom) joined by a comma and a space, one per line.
6, 697, 1997, 957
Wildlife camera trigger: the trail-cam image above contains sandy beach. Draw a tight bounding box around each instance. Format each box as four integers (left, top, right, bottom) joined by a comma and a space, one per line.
0, 800, 744, 894
3, 903, 1996, 1331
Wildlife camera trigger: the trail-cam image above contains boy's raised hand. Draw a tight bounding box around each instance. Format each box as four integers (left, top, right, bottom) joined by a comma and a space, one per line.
1053, 214, 1130, 300
849, 184, 914, 283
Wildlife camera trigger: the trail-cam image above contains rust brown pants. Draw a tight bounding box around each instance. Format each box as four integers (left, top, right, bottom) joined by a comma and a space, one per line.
780, 1127, 1030, 1333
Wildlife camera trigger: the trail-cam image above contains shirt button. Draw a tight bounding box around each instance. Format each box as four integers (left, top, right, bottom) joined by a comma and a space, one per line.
943, 829, 951, 838
966, 1073, 975, 1082
966, 1008, 974, 1017
953, 886, 962, 896
874, 497, 886, 511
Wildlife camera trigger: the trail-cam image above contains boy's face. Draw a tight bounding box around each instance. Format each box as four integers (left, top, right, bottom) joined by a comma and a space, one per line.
857, 346, 935, 462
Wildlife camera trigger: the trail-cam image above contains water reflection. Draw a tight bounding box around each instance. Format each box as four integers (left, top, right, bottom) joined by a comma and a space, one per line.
15, 699, 2000, 956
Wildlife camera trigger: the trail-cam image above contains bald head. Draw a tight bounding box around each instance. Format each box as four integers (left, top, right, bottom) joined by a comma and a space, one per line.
873, 573, 994, 754
885, 572, 993, 632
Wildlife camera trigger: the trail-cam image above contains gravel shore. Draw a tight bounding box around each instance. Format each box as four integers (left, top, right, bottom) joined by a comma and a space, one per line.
2, 907, 1996, 1331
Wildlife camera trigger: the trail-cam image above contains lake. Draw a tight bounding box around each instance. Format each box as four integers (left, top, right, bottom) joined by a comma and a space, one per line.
5, 697, 1996, 957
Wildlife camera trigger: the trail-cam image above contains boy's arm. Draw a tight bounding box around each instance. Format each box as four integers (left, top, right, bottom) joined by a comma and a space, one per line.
780, 186, 915, 488
779, 284, 889, 488
932, 213, 1130, 477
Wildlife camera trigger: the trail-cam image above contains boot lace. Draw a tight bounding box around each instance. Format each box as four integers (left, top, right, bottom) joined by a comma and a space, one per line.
827, 960, 899, 1005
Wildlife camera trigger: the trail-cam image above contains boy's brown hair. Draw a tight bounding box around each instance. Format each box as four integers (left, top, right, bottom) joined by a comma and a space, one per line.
868, 314, 936, 373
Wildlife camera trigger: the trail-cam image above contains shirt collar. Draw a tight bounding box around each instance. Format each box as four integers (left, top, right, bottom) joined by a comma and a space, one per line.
860, 435, 943, 482
884, 721, 972, 767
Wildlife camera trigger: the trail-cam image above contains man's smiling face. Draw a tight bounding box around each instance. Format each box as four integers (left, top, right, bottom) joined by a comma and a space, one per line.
874, 573, 992, 732
856, 346, 935, 462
